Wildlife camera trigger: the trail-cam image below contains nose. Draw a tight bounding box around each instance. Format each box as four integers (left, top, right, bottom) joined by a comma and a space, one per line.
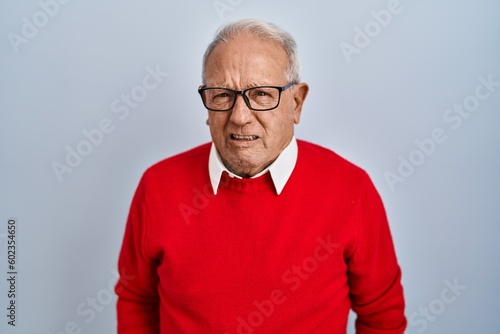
229, 93, 254, 126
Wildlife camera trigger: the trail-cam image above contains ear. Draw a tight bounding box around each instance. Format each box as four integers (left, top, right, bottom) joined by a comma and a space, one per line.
292, 83, 309, 124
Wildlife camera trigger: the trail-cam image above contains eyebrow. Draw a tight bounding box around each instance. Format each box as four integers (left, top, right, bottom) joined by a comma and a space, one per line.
206, 81, 277, 89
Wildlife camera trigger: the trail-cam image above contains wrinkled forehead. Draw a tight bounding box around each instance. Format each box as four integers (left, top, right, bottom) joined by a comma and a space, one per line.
204, 34, 289, 87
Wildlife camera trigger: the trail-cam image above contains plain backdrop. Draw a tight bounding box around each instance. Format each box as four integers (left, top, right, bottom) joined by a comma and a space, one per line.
1, 1, 499, 333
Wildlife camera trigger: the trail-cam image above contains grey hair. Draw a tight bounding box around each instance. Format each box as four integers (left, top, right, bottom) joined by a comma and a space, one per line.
201, 19, 301, 85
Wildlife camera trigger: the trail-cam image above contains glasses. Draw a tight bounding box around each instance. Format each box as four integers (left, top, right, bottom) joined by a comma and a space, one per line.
198, 82, 295, 112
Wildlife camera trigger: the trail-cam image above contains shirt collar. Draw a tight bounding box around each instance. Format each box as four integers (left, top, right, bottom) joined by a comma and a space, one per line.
209, 136, 298, 195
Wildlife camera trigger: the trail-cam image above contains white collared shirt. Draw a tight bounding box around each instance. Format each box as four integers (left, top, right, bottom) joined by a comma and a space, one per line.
208, 136, 298, 195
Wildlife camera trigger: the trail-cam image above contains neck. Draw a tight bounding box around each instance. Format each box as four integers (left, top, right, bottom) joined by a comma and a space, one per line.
222, 159, 274, 178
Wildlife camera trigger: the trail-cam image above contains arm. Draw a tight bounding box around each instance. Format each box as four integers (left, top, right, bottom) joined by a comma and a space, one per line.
348, 173, 407, 334
115, 176, 160, 334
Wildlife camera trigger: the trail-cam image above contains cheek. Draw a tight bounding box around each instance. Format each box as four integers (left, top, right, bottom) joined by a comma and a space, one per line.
208, 115, 228, 137
279, 98, 296, 123
277, 107, 296, 130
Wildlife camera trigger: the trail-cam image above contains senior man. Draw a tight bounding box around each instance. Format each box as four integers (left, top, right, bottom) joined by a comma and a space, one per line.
115, 19, 406, 333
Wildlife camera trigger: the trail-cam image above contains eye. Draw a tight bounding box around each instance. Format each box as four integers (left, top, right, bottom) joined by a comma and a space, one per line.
254, 90, 270, 97
209, 90, 234, 102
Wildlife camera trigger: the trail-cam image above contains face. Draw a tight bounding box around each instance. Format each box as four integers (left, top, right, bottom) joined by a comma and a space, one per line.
204, 33, 309, 177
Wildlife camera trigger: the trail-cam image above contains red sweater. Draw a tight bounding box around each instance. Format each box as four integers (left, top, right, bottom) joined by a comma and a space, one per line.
115, 140, 406, 333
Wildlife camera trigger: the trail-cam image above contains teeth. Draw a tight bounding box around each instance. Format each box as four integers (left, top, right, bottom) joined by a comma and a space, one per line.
232, 134, 258, 140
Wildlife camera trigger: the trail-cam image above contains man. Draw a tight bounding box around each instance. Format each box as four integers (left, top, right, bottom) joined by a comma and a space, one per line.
115, 19, 406, 333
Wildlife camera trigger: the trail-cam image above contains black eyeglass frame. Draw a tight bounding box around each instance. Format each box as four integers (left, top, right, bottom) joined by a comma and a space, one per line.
198, 82, 296, 112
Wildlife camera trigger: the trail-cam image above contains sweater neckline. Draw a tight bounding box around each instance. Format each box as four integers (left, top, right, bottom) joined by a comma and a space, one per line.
219, 171, 277, 194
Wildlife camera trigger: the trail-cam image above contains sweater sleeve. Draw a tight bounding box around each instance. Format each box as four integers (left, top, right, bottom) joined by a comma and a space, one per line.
115, 175, 160, 333
347, 173, 407, 334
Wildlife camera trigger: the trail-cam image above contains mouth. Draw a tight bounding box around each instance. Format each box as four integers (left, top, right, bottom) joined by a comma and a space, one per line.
230, 134, 259, 141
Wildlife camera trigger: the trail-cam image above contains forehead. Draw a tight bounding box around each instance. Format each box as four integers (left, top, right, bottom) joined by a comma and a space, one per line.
204, 33, 288, 85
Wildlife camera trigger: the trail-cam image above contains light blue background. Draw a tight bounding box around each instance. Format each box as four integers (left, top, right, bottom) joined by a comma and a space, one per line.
1, 1, 499, 333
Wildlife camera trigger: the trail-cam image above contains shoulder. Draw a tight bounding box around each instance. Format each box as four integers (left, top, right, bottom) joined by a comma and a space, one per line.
296, 139, 370, 190
297, 140, 365, 175
142, 142, 211, 183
